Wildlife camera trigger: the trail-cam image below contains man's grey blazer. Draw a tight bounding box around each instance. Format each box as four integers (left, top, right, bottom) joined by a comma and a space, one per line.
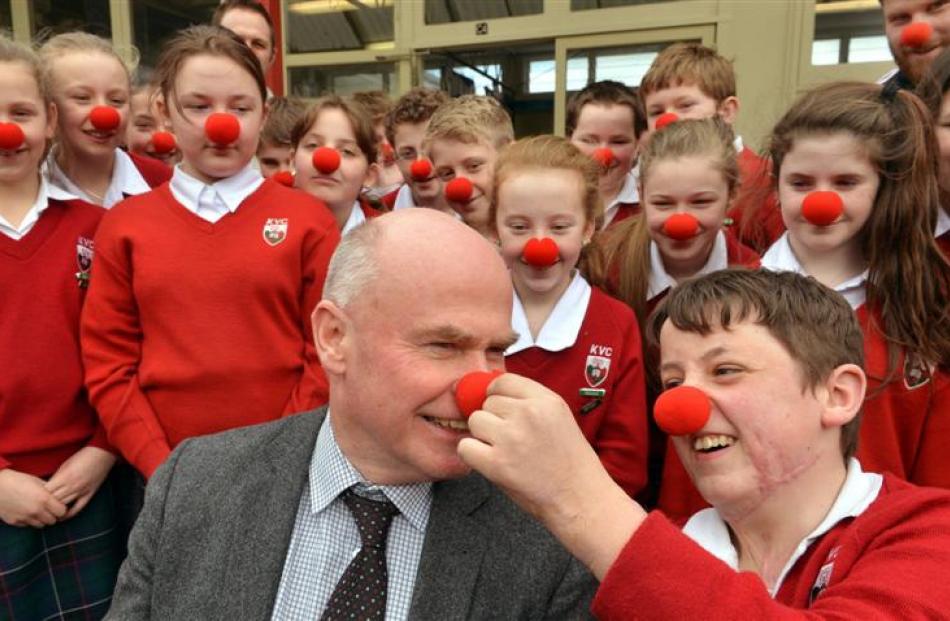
105, 408, 597, 619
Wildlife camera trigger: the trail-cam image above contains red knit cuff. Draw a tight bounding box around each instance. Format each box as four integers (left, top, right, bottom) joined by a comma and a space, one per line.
136, 442, 172, 480
86, 424, 116, 454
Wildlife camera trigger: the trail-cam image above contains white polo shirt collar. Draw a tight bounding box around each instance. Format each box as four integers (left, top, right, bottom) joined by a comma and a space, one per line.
0, 177, 77, 240
393, 184, 414, 210
507, 271, 592, 356
762, 233, 868, 309
602, 168, 640, 229
648, 230, 729, 300
935, 207, 950, 239
46, 148, 151, 209
169, 162, 264, 217
341, 200, 366, 235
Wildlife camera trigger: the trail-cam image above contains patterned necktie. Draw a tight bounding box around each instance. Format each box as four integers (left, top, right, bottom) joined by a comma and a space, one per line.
320, 489, 399, 621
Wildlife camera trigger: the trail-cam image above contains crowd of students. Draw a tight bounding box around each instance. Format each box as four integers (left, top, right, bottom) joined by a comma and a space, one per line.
1, 0, 949, 617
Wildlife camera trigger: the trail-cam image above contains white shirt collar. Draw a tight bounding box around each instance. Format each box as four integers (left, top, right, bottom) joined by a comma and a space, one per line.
341, 200, 366, 235
733, 135, 744, 153
602, 168, 640, 229
648, 230, 729, 300
0, 176, 76, 240
936, 208, 950, 239
169, 163, 264, 216
393, 184, 415, 210
506, 272, 592, 355
762, 233, 868, 309
682, 458, 882, 597
46, 148, 151, 209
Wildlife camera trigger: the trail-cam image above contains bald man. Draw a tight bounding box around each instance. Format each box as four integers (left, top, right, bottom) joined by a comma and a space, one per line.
105, 210, 596, 620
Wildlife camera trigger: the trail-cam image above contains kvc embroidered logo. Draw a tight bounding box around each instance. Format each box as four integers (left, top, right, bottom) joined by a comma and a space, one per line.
262, 218, 288, 246
75, 236, 94, 288
585, 344, 612, 388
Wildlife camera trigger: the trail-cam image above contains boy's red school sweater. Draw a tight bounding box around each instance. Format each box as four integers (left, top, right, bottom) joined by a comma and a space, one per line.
81, 180, 340, 478
0, 198, 111, 477
593, 474, 950, 619
128, 151, 173, 188
505, 286, 648, 497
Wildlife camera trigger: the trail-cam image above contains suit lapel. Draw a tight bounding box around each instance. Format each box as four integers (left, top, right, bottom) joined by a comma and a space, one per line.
219, 409, 326, 619
408, 475, 492, 619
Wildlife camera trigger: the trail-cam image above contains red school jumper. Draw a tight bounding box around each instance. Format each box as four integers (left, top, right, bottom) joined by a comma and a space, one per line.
726, 147, 785, 254
593, 475, 950, 619
128, 151, 173, 188
0, 199, 110, 477
505, 286, 648, 497
81, 180, 340, 478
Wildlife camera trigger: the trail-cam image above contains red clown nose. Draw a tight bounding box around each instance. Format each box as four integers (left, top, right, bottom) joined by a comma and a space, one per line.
150, 131, 176, 154
801, 191, 843, 226
662, 213, 700, 241
445, 177, 474, 203
655, 112, 679, 131
89, 106, 120, 132
312, 146, 341, 174
455, 370, 504, 418
654, 386, 711, 436
900, 22, 932, 48
592, 147, 615, 170
204, 113, 240, 145
0, 123, 25, 151
272, 171, 295, 187
522, 237, 560, 267
410, 158, 433, 181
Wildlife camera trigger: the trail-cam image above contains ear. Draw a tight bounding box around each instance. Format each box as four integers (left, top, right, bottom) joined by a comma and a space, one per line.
819, 363, 866, 429
582, 218, 596, 244
311, 300, 350, 377
45, 101, 58, 140
717, 96, 740, 126
156, 94, 171, 126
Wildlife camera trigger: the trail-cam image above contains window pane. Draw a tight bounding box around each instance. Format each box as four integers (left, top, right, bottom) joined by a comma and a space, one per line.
425, 0, 542, 25
572, 0, 687, 9
132, 0, 219, 71
528, 57, 589, 94
813, 2, 888, 66
848, 35, 891, 63
289, 63, 396, 98
811, 39, 840, 66
286, 0, 393, 53
595, 51, 656, 86
32, 0, 111, 37
0, 1, 11, 32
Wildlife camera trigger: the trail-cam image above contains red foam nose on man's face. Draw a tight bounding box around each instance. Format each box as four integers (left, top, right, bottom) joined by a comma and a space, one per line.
312, 146, 341, 174
900, 22, 933, 49
89, 106, 121, 132
801, 191, 843, 227
150, 131, 177, 154
272, 170, 295, 187
522, 237, 560, 267
445, 177, 474, 203
655, 112, 679, 131
654, 385, 711, 436
455, 370, 504, 418
410, 158, 433, 181
662, 213, 700, 241
592, 147, 615, 170
204, 113, 241, 146
0, 123, 25, 151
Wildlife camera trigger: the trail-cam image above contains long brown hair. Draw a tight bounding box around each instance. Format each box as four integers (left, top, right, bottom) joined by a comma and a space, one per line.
584, 117, 738, 326
767, 81, 950, 374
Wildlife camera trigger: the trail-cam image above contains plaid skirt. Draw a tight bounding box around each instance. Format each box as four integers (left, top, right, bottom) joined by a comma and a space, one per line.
0, 473, 124, 621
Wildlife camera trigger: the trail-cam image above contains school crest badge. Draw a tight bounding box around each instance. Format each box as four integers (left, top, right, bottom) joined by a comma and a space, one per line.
262, 218, 288, 246
585, 355, 611, 388
903, 353, 933, 390
75, 236, 94, 288
809, 546, 840, 605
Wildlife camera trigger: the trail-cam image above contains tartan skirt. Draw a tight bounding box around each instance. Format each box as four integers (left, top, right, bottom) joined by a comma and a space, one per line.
0, 474, 124, 621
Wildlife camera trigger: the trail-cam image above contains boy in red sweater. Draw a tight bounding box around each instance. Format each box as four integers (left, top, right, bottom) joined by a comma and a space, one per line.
460, 269, 950, 618
493, 136, 647, 497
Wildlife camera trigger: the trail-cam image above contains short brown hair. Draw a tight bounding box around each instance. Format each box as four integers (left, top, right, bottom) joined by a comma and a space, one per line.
640, 43, 736, 103
351, 91, 391, 126
154, 25, 267, 107
566, 80, 646, 138
212, 0, 275, 49
290, 94, 378, 165
491, 135, 603, 229
424, 95, 514, 151
648, 268, 866, 460
384, 87, 450, 147
260, 96, 307, 148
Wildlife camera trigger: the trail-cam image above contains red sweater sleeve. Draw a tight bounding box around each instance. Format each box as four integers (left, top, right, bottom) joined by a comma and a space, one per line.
909, 371, 950, 487
281, 220, 340, 416
81, 218, 171, 478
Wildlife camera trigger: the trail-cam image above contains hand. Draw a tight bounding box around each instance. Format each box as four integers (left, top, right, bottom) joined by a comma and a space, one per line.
457, 373, 645, 579
0, 468, 68, 527
45, 447, 116, 520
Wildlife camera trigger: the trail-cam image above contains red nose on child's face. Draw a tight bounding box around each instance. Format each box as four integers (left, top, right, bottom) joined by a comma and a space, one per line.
89, 106, 121, 132
150, 131, 177, 154
801, 191, 844, 227
445, 177, 474, 203
900, 21, 933, 49
662, 213, 700, 241
654, 385, 711, 436
410, 158, 433, 181
0, 123, 26, 151
455, 370, 505, 418
204, 113, 241, 146
655, 112, 679, 131
522, 237, 560, 268
272, 170, 295, 187
592, 147, 615, 170
312, 146, 341, 174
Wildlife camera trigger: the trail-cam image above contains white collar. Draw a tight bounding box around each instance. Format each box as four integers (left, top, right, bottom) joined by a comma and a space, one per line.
936, 207, 950, 238
169, 163, 264, 215
648, 230, 728, 300
507, 272, 592, 355
393, 183, 414, 210
602, 168, 640, 229
761, 233, 868, 309
0, 176, 76, 240
46, 148, 151, 209
341, 200, 366, 235
733, 135, 744, 153
682, 458, 882, 597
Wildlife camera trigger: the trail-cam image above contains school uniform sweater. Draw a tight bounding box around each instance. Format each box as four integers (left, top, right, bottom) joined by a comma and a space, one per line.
593, 473, 950, 619
81, 180, 340, 478
129, 151, 173, 188
726, 147, 785, 254
0, 198, 110, 477
505, 279, 648, 497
